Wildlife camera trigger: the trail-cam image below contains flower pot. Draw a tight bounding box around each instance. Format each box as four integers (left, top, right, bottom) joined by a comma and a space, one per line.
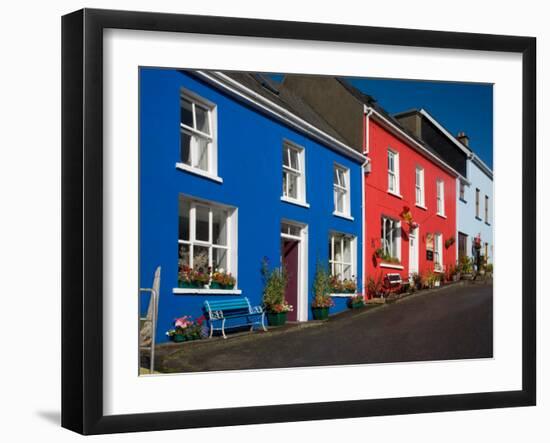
348, 302, 364, 309
210, 282, 222, 289
312, 307, 330, 320
172, 334, 186, 343
267, 312, 287, 326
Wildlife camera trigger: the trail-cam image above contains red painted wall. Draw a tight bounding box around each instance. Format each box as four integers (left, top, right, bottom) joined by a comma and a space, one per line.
364, 118, 457, 290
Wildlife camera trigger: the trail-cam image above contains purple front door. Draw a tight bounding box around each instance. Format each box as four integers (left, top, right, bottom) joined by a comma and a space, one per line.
282, 239, 299, 322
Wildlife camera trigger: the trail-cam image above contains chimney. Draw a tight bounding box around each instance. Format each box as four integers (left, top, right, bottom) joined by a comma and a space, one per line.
456, 131, 469, 147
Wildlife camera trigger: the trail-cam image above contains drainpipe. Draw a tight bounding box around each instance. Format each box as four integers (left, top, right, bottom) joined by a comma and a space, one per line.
361, 105, 373, 295
363, 105, 374, 155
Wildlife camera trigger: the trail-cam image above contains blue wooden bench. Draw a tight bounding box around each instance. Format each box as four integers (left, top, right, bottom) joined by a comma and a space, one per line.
203, 297, 266, 339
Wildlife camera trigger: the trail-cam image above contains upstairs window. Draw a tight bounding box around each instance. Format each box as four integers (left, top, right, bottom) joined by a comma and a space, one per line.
282, 141, 306, 204
475, 188, 481, 218
436, 180, 445, 216
333, 165, 351, 216
415, 166, 425, 207
179, 90, 217, 176
459, 181, 466, 201
485, 195, 490, 224
387, 149, 400, 194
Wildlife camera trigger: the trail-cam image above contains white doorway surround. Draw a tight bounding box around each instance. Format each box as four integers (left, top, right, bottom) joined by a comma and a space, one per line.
409, 227, 419, 276
280, 220, 308, 322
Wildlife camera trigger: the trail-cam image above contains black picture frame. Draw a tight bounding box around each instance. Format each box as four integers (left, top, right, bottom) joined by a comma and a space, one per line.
62, 8, 536, 435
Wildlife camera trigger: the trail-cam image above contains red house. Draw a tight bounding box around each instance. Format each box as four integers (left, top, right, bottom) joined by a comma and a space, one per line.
283, 75, 458, 293
364, 108, 457, 289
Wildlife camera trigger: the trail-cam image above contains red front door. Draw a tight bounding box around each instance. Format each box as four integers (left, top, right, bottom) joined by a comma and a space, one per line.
282, 239, 299, 322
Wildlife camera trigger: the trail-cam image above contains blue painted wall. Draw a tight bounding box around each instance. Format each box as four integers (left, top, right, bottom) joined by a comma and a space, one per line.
456, 158, 494, 264
140, 69, 364, 343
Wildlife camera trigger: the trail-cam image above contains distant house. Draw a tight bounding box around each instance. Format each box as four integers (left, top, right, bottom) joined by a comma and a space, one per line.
283, 76, 458, 289
394, 109, 493, 267
140, 69, 365, 343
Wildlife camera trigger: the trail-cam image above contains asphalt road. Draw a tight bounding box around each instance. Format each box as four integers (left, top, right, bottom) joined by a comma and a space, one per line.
154, 281, 493, 373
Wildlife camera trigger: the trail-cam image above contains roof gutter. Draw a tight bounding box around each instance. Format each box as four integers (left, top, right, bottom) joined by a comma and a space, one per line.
193, 71, 366, 164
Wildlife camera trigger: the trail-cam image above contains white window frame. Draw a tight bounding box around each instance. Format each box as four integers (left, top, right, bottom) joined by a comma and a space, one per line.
329, 232, 357, 284
387, 149, 400, 195
459, 180, 466, 202
177, 195, 238, 289
415, 166, 425, 207
333, 164, 351, 218
380, 216, 401, 262
434, 233, 443, 272
176, 89, 220, 181
281, 140, 308, 206
436, 179, 445, 216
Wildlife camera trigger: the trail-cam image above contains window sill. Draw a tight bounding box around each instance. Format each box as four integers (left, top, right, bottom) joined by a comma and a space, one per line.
330, 293, 356, 298
415, 204, 427, 211
437, 213, 447, 219
434, 269, 444, 274
485, 222, 491, 226
475, 216, 483, 221
380, 263, 404, 270
175, 163, 223, 183
281, 196, 310, 208
459, 198, 467, 203
173, 288, 242, 295
333, 211, 354, 221
387, 190, 403, 199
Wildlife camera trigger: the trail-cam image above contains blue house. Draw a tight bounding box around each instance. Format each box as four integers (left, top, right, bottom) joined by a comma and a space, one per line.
140, 69, 366, 343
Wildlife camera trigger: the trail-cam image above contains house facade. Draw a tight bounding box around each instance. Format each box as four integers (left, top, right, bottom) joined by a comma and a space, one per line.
395, 109, 493, 267
283, 76, 458, 291
140, 69, 365, 343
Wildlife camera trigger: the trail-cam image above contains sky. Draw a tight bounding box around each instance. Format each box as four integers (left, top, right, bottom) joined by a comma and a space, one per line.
270, 74, 493, 169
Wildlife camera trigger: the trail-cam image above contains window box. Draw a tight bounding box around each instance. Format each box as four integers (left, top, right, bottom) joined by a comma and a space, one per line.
173, 288, 243, 295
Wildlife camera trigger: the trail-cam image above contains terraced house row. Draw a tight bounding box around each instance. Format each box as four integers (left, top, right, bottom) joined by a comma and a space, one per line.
139, 69, 493, 343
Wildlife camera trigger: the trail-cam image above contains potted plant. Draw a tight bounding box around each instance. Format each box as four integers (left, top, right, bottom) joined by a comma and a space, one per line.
459, 255, 474, 280
366, 273, 385, 298
311, 261, 334, 320
261, 258, 291, 326
347, 294, 365, 309
210, 269, 236, 289
445, 236, 455, 249
166, 315, 205, 342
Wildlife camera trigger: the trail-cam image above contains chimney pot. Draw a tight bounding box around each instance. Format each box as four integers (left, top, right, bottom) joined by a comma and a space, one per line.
457, 131, 469, 147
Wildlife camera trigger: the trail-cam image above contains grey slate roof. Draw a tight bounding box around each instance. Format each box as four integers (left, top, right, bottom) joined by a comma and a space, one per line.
222, 71, 350, 146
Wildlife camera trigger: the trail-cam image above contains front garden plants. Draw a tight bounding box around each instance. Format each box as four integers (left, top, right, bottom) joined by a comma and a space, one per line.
311, 261, 334, 320
261, 257, 292, 326
166, 315, 206, 343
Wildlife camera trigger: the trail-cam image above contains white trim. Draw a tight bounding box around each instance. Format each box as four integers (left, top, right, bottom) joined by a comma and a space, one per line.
387, 190, 403, 199
387, 148, 400, 195
380, 263, 404, 270
437, 214, 448, 219
195, 71, 366, 163
175, 163, 223, 183
436, 179, 446, 217
367, 107, 463, 180
330, 293, 357, 298
415, 166, 425, 207
333, 211, 354, 221
280, 220, 308, 322
361, 161, 367, 295
280, 196, 310, 208
408, 226, 419, 276
415, 204, 428, 211
333, 163, 351, 216
173, 288, 242, 295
